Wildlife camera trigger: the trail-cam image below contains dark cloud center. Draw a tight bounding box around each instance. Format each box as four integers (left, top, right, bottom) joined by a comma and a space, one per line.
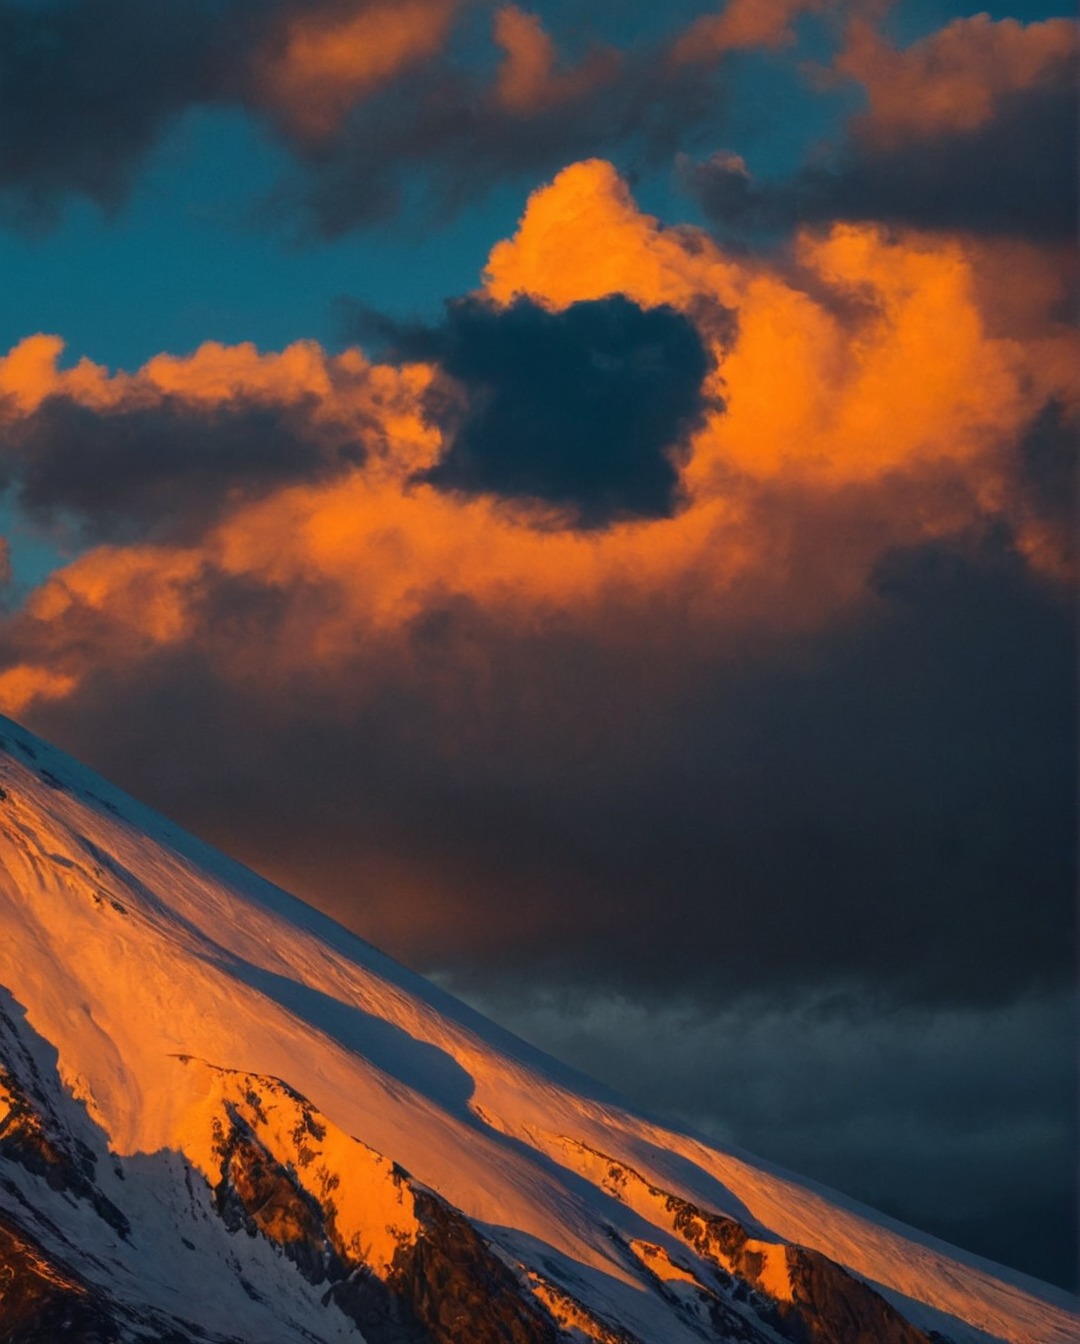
0, 392, 364, 544
416, 294, 715, 526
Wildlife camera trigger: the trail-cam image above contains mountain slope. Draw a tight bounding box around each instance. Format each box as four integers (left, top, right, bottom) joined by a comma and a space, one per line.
0, 715, 1074, 1344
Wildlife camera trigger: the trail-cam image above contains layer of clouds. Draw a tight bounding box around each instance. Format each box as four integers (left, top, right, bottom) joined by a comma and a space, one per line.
687, 14, 1079, 242
19, 520, 1072, 1010
0, 0, 723, 232
4, 3, 1074, 247
0, 393, 363, 545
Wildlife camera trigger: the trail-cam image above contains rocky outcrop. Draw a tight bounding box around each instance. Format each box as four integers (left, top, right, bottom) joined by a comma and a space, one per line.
390, 1189, 560, 1344
0, 1211, 119, 1344
213, 1102, 349, 1286
552, 1139, 942, 1344
0, 1004, 127, 1241
207, 1079, 562, 1344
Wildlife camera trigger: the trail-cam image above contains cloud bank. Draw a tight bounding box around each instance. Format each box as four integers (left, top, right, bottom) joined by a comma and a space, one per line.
0, 162, 1072, 1001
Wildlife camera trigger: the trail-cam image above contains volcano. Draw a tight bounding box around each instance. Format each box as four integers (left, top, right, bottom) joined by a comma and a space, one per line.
0, 715, 1073, 1343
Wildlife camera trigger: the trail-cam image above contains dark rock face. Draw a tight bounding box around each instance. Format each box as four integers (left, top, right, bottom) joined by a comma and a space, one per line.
0, 1005, 128, 1240
0, 1211, 119, 1344
576, 1143, 941, 1344
785, 1246, 934, 1344
209, 1098, 561, 1344
391, 1190, 560, 1344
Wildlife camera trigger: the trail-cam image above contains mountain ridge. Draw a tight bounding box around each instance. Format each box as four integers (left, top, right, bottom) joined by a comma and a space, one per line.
0, 713, 1074, 1343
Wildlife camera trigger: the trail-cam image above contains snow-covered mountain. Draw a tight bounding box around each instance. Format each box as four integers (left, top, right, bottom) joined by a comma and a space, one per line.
0, 715, 1074, 1344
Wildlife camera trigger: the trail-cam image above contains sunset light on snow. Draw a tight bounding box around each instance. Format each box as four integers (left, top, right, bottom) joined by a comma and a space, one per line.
0, 1, 1075, 1336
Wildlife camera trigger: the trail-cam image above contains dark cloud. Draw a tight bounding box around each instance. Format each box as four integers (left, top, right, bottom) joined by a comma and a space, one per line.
687, 82, 1078, 240
0, 392, 364, 543
0, 0, 244, 226
0, 0, 724, 235
21, 515, 1075, 1010
391, 295, 716, 525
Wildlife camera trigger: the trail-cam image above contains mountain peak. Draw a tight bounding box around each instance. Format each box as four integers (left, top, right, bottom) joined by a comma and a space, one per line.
0, 717, 1074, 1343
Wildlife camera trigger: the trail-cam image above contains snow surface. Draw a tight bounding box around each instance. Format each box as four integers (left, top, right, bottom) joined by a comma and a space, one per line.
0, 712, 1075, 1344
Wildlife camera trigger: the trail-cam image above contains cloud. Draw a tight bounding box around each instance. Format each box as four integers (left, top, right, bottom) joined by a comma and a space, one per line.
0, 0, 724, 234
0, 394, 359, 545
671, 0, 833, 63
407, 294, 717, 525
0, 161, 1072, 1016
0, 334, 437, 543
688, 89, 1077, 240
0, 0, 469, 225
5, 2, 1070, 245
492, 6, 620, 114
687, 15, 1079, 241
0, 0, 231, 225
274, 26, 724, 238
12, 515, 1072, 1009
834, 14, 1078, 145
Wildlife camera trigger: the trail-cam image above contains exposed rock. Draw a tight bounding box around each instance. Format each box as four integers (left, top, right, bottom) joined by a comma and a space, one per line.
390, 1190, 560, 1344
212, 1102, 346, 1286
209, 1082, 563, 1343
0, 1007, 128, 1240
785, 1245, 935, 1344
0, 1209, 119, 1344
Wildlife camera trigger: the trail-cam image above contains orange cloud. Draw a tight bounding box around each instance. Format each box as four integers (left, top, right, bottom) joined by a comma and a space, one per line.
484, 160, 1072, 492
671, 0, 833, 63
252, 0, 462, 138
493, 7, 619, 113
0, 159, 1074, 721
0, 334, 438, 469
0, 333, 120, 413
834, 14, 1079, 144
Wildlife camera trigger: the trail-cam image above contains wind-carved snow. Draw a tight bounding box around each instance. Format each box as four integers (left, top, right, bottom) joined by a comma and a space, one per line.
0, 713, 1075, 1344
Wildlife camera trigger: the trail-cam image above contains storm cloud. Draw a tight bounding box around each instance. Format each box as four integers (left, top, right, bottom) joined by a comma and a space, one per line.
688, 82, 1078, 241
406, 295, 715, 525
20, 516, 1072, 1005
0, 0, 724, 234
0, 391, 364, 544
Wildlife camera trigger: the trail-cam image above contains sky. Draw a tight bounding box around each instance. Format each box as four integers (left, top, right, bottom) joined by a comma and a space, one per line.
0, 0, 1076, 1293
